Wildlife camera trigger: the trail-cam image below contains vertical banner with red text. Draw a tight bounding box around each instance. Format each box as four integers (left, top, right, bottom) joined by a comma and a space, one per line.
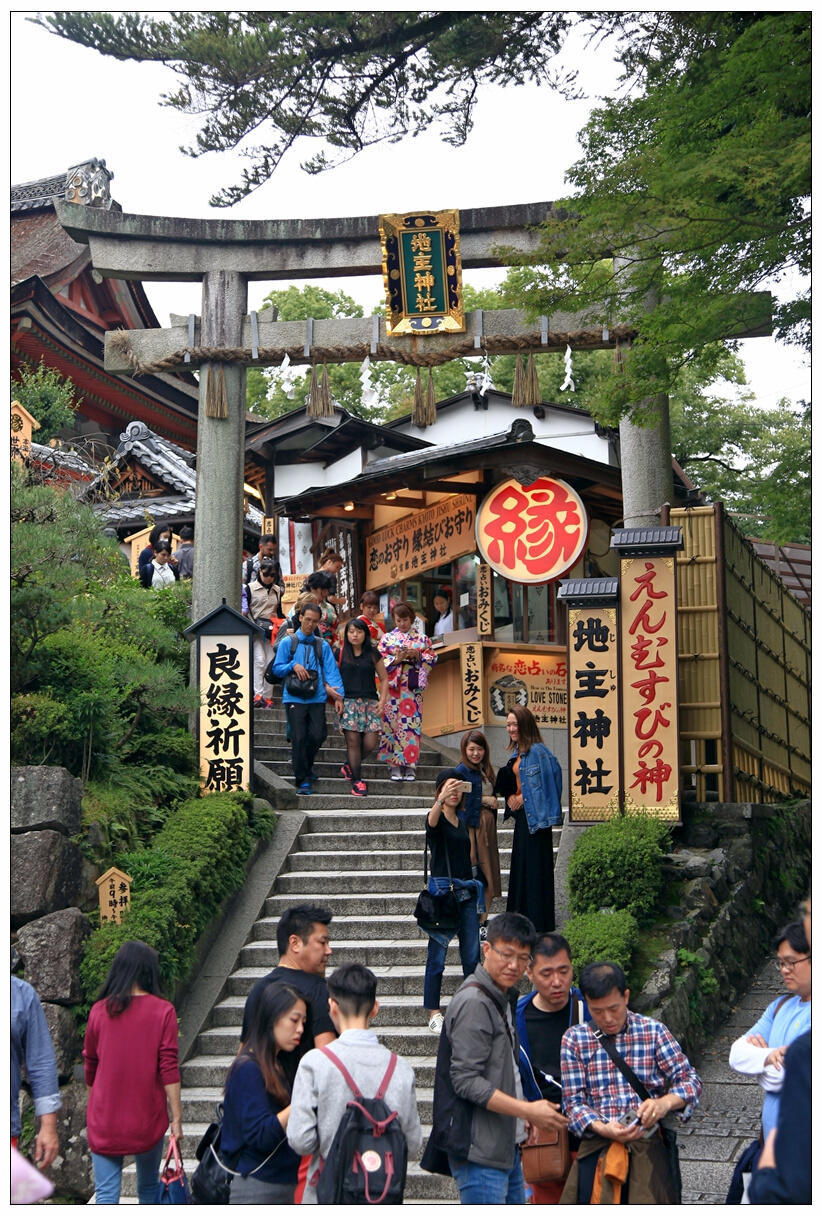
619, 556, 681, 822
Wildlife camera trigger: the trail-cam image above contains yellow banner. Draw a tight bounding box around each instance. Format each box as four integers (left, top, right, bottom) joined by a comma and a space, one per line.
568, 607, 620, 822
198, 634, 253, 793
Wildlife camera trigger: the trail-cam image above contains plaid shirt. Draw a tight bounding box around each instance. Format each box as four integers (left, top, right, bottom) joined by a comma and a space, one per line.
560, 1009, 701, 1137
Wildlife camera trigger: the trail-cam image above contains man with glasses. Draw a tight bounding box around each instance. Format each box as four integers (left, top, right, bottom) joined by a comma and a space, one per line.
728, 920, 811, 1160
422, 912, 568, 1204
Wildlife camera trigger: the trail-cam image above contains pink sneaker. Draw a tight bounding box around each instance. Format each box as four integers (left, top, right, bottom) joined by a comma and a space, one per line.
351, 780, 367, 796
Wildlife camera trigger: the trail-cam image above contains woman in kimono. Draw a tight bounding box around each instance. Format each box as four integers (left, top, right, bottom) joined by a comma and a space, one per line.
378, 601, 437, 782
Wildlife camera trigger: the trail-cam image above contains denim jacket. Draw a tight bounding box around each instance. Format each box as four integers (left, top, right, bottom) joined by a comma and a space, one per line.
454, 762, 483, 828
507, 743, 562, 832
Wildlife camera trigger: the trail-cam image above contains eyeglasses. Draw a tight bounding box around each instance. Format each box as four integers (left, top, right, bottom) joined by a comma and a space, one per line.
488, 943, 533, 967
773, 955, 811, 973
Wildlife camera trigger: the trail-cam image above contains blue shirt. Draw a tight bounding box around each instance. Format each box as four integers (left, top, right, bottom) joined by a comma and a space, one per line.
221, 1055, 300, 1184
745, 993, 811, 1137
272, 629, 343, 705
11, 977, 61, 1138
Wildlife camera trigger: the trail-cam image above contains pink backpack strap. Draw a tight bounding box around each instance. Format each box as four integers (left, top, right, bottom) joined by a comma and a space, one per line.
375, 1052, 398, 1101
319, 1045, 362, 1099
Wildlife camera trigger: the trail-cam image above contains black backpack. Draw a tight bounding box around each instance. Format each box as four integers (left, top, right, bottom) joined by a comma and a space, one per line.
264, 631, 323, 685
315, 1046, 408, 1205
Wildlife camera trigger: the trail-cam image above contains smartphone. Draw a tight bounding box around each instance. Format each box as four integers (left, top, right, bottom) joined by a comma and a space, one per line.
617, 1111, 639, 1127
457, 780, 473, 794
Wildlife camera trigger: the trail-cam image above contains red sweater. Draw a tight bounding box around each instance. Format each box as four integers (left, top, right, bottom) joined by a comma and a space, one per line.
84, 994, 180, 1155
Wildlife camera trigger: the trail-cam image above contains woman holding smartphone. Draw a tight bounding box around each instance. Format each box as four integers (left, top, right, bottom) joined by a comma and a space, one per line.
422, 769, 484, 1035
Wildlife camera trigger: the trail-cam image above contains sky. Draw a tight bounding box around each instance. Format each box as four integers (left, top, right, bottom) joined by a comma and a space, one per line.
9, 11, 811, 411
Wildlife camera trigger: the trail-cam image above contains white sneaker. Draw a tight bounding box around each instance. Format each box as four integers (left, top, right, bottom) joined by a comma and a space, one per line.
428, 1012, 445, 1034
403, 770, 416, 781
390, 769, 404, 782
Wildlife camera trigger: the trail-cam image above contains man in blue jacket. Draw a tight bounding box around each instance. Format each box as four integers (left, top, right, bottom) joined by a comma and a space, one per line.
517, 932, 589, 1203
272, 602, 344, 794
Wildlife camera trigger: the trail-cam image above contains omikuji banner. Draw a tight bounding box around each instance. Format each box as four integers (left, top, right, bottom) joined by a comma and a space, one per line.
198, 635, 253, 793
475, 477, 588, 584
620, 557, 681, 822
477, 563, 493, 638
568, 607, 621, 822
460, 642, 485, 727
365, 493, 475, 589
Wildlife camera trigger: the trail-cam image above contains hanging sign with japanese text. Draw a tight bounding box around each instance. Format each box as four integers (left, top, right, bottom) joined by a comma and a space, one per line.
460, 642, 485, 727
485, 648, 568, 728
365, 493, 475, 589
568, 608, 620, 822
379, 210, 465, 335
620, 557, 681, 822
477, 563, 493, 638
197, 634, 253, 794
475, 477, 588, 584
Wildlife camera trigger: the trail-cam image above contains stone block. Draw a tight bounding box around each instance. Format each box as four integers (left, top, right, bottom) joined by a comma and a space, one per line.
10, 832, 96, 928
10, 766, 83, 836
17, 909, 92, 1004
682, 851, 712, 879
52, 1079, 94, 1201
40, 1003, 79, 1082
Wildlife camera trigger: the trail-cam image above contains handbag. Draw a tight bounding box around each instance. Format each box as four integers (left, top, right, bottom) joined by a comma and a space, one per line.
190, 1101, 286, 1205
406, 665, 420, 691
521, 1125, 570, 1184
157, 1134, 190, 1204
413, 839, 462, 934
592, 1028, 682, 1203
285, 668, 319, 697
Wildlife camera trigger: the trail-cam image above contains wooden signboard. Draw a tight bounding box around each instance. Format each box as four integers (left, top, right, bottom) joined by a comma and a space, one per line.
281, 572, 308, 613
568, 606, 620, 822
484, 647, 568, 729
620, 556, 681, 821
96, 866, 132, 925
477, 563, 494, 638
365, 494, 475, 589
460, 642, 485, 728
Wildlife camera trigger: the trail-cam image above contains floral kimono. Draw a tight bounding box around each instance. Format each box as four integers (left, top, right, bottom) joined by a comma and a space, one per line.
377, 626, 437, 773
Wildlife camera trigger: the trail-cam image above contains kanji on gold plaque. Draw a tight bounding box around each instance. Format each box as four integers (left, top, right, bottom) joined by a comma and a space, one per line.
475, 477, 588, 584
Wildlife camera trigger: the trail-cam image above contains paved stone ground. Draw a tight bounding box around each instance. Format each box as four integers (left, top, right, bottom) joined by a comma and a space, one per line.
679, 958, 782, 1204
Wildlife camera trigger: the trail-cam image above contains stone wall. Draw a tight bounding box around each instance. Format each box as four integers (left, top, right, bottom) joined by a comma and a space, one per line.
11, 767, 97, 1201
632, 800, 811, 1059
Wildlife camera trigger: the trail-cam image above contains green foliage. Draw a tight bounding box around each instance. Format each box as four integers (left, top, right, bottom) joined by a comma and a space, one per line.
563, 909, 638, 976
37, 11, 577, 205
11, 358, 79, 441
514, 11, 810, 416
568, 814, 672, 924
676, 949, 720, 996
79, 790, 264, 1005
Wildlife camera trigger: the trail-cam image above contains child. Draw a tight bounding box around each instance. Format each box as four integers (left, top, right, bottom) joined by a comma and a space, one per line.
287, 963, 422, 1204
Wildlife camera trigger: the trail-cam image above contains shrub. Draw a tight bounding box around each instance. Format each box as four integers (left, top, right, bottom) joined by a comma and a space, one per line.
567, 813, 672, 923
563, 909, 638, 976
79, 789, 265, 1008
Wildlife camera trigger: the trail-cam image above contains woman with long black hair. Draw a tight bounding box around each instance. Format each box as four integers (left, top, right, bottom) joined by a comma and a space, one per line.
221, 984, 306, 1204
498, 705, 562, 934
336, 617, 388, 796
83, 940, 182, 1204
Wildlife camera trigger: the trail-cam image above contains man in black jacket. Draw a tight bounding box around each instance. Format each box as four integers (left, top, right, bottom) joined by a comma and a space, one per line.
422, 912, 568, 1204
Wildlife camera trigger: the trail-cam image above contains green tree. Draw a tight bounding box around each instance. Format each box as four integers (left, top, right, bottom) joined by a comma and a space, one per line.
509, 11, 810, 419
11, 359, 79, 441
37, 11, 576, 204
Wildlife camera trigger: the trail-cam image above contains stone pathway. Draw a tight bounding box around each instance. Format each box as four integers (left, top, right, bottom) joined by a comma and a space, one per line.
679, 959, 782, 1204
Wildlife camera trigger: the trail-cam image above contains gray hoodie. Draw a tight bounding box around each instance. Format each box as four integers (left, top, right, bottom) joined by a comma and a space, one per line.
287, 1028, 423, 1204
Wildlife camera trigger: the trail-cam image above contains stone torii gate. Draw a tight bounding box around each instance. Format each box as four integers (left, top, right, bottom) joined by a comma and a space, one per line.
54, 197, 771, 628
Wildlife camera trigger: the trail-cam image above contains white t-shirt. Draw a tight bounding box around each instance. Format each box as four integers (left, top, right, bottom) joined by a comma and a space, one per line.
433, 610, 453, 637
149, 560, 176, 589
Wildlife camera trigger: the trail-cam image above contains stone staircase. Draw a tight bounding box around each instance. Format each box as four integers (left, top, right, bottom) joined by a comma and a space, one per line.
120, 702, 558, 1202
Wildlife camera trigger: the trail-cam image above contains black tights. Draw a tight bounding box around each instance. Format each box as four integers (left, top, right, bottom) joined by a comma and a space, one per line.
344, 729, 379, 780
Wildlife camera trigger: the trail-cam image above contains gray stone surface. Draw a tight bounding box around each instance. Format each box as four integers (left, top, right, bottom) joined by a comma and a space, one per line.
10, 832, 97, 927
16, 908, 92, 1003
10, 765, 83, 836
40, 1002, 79, 1082
50, 1079, 94, 1201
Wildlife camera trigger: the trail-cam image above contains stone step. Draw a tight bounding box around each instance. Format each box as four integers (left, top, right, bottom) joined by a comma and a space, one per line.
249, 912, 478, 942
284, 846, 513, 872
225, 965, 464, 999
256, 750, 445, 778
271, 868, 435, 893
276, 793, 446, 810
238, 937, 471, 969
198, 1022, 448, 1057
281, 777, 440, 798
211, 991, 452, 1030
175, 1082, 439, 1124
293, 829, 512, 852
182, 1054, 441, 1091
121, 1154, 457, 1202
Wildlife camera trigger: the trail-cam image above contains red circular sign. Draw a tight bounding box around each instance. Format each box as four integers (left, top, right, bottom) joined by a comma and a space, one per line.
475, 476, 588, 583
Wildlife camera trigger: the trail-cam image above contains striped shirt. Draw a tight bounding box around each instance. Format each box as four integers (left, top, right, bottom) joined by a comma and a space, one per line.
560, 1009, 702, 1137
